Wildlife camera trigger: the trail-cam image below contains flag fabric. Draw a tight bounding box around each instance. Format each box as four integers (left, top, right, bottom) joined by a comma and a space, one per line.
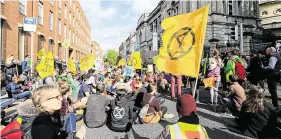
156, 5, 209, 77
36, 51, 54, 79
153, 56, 158, 64
129, 51, 142, 69
36, 48, 46, 59
80, 54, 95, 71
203, 77, 215, 88
68, 57, 77, 74
118, 58, 126, 66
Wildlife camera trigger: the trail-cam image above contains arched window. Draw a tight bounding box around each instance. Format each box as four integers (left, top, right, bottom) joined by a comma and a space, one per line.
262, 10, 268, 15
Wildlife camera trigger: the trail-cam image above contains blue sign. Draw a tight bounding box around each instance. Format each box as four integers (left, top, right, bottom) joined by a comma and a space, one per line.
135, 44, 140, 51
123, 66, 134, 77
24, 17, 36, 32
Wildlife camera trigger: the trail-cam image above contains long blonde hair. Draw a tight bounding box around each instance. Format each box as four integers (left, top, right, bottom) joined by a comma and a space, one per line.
6, 55, 13, 64
242, 86, 265, 113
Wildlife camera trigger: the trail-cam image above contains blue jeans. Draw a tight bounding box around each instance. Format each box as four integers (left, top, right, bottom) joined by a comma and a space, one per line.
63, 112, 77, 133
14, 91, 32, 100
0, 98, 16, 109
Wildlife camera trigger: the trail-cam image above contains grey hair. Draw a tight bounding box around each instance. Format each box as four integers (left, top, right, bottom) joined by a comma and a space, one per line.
32, 85, 58, 113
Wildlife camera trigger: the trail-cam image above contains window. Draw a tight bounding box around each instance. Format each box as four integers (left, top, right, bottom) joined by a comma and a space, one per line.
64, 5, 67, 19
19, 0, 26, 15
38, 2, 44, 25
228, 0, 233, 16
50, 0, 53, 5
70, 13, 72, 24
154, 20, 158, 32
48, 40, 54, 52
69, 0, 72, 8
58, 19, 61, 35
69, 29, 71, 40
262, 10, 268, 15
150, 23, 153, 32
58, 0, 61, 14
72, 32, 74, 43
49, 11, 53, 31
64, 24, 66, 38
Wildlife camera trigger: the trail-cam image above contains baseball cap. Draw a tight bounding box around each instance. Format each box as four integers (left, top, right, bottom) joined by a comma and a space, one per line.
176, 94, 196, 116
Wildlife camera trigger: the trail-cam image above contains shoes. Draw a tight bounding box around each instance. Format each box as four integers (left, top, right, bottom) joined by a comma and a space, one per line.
163, 113, 174, 119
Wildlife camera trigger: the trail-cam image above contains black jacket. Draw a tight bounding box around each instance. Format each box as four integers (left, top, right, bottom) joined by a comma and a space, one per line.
247, 56, 265, 80
31, 112, 67, 139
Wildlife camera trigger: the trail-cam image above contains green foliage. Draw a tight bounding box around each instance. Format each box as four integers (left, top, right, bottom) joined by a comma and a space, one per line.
105, 49, 118, 66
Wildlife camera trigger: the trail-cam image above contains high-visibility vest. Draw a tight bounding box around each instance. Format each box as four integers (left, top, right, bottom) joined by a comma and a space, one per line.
168, 122, 209, 139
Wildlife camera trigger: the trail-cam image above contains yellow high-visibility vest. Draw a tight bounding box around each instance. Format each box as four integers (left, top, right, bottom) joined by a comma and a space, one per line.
168, 122, 209, 139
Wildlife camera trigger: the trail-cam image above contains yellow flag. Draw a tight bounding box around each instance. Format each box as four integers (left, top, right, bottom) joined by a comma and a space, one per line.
203, 77, 215, 88
36, 51, 54, 79
80, 54, 95, 71
153, 56, 158, 64
36, 48, 46, 59
118, 58, 125, 66
156, 5, 209, 77
62, 39, 71, 48
68, 57, 77, 74
129, 51, 142, 69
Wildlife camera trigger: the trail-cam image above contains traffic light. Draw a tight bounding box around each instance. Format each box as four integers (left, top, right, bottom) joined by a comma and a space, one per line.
230, 25, 239, 40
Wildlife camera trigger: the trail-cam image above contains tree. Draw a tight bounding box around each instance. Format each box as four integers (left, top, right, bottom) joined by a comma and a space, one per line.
105, 49, 118, 66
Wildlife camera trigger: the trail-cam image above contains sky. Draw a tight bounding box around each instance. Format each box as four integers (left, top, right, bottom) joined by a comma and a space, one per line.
79, 0, 160, 53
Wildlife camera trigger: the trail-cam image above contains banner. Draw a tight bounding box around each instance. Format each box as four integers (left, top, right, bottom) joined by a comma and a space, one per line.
203, 77, 215, 88
156, 5, 209, 77
118, 58, 126, 66
80, 54, 95, 71
122, 66, 134, 77
95, 59, 104, 71
36, 48, 46, 59
36, 51, 54, 79
68, 57, 77, 74
128, 51, 142, 69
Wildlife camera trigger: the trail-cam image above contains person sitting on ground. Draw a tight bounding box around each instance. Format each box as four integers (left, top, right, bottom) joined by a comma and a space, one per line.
157, 73, 169, 94
220, 75, 246, 115
141, 83, 167, 124
157, 94, 209, 139
108, 83, 134, 132
84, 82, 111, 128
225, 86, 280, 138
31, 85, 86, 139
6, 76, 31, 100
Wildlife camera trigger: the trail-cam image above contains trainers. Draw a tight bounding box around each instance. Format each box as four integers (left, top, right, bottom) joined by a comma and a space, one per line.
163, 113, 174, 119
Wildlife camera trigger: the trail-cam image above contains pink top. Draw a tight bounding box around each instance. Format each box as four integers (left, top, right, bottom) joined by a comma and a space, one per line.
207, 66, 221, 81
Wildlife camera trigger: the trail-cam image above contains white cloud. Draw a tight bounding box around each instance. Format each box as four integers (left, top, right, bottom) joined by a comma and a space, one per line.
80, 0, 160, 54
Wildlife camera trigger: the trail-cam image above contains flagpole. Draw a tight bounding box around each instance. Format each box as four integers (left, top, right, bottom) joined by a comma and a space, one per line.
192, 77, 199, 97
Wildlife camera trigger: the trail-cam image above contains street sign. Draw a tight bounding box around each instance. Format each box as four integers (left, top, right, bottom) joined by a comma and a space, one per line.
24, 17, 36, 32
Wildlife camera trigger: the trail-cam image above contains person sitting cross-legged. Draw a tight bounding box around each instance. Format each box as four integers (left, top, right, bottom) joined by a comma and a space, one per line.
157, 94, 209, 139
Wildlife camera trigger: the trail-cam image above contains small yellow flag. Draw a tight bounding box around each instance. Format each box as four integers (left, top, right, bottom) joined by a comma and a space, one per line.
80, 54, 95, 71
203, 77, 215, 88
128, 51, 142, 69
36, 48, 46, 59
156, 5, 209, 77
68, 57, 77, 74
118, 58, 126, 66
36, 51, 55, 79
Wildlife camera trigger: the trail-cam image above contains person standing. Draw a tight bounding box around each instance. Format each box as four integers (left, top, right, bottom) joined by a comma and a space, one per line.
262, 47, 281, 109
21, 55, 30, 74
247, 49, 265, 88
5, 55, 19, 81
171, 75, 182, 99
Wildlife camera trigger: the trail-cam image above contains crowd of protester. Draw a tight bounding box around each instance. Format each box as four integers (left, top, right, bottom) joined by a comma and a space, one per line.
1, 45, 281, 139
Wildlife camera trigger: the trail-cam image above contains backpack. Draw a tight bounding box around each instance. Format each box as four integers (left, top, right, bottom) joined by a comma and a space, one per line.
233, 61, 246, 80
139, 96, 155, 120
1, 121, 24, 139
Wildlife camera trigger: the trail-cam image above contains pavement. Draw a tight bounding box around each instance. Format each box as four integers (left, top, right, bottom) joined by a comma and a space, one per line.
1, 86, 280, 139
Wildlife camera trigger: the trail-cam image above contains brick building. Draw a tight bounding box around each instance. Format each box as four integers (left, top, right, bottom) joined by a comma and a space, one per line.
0, 0, 91, 63
90, 41, 103, 60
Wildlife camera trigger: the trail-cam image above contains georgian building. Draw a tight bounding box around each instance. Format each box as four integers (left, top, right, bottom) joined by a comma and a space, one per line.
135, 0, 260, 64
260, 1, 281, 38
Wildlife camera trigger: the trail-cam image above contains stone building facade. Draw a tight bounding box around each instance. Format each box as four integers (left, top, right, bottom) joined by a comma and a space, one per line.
135, 0, 260, 64
0, 0, 91, 64
91, 41, 103, 60
260, 1, 281, 38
